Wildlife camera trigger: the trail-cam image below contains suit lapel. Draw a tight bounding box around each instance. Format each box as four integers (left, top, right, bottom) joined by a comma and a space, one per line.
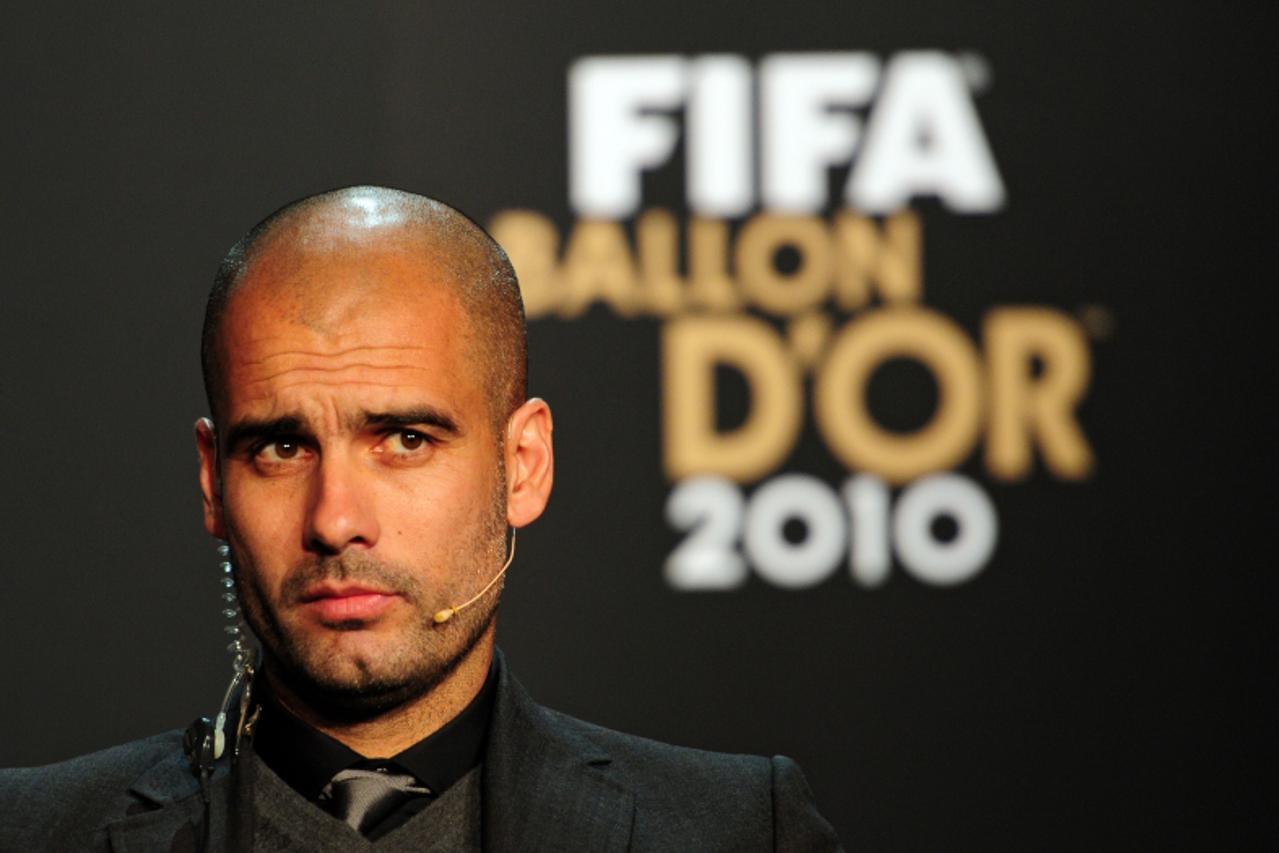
107, 748, 246, 853
483, 652, 635, 853
105, 751, 204, 853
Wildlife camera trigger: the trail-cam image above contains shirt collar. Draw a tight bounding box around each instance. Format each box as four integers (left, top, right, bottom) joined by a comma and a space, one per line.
251, 658, 498, 800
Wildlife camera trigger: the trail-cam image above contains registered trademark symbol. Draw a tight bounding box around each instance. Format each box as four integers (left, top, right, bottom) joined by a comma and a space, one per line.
1076, 304, 1115, 340
958, 53, 991, 91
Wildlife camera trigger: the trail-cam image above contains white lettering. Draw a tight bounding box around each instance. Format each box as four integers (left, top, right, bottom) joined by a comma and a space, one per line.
744, 474, 847, 588
664, 476, 748, 590
570, 56, 687, 218
568, 51, 1003, 217
761, 53, 880, 212
687, 56, 753, 217
849, 52, 1005, 212
893, 473, 998, 585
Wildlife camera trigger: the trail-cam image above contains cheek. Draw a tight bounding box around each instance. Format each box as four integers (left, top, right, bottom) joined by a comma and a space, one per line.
222, 478, 306, 567
382, 465, 499, 539
224, 462, 311, 514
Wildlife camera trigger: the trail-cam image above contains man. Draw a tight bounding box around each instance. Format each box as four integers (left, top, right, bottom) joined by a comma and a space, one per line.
0, 186, 841, 851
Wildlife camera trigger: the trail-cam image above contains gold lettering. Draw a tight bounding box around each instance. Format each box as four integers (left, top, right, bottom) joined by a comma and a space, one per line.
636, 209, 684, 317
663, 316, 802, 482
560, 220, 642, 318
832, 211, 922, 309
985, 308, 1093, 480
686, 218, 741, 312
787, 312, 832, 370
736, 215, 832, 315
814, 308, 983, 484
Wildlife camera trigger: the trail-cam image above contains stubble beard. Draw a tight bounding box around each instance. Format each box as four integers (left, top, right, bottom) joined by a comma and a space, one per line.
230, 465, 508, 724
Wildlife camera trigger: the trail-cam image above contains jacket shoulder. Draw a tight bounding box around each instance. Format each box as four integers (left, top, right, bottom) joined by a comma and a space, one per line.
541, 704, 767, 781
0, 730, 190, 851
533, 706, 842, 850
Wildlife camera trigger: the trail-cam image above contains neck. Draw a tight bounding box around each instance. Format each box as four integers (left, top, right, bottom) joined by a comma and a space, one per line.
265, 625, 496, 757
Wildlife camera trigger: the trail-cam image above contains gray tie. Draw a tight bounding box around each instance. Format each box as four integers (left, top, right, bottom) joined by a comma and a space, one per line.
321, 765, 433, 835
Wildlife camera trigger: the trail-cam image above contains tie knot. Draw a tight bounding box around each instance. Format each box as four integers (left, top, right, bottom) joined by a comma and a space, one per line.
321, 763, 433, 835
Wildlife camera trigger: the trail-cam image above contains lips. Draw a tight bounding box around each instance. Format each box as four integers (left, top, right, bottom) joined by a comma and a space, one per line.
299, 584, 399, 623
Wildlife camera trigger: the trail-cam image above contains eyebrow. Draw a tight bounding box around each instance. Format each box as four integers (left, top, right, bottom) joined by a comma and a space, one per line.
358, 407, 461, 436
223, 416, 304, 452
222, 407, 462, 452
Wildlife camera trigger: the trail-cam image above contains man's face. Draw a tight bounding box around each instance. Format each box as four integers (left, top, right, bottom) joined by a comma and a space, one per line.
198, 233, 509, 717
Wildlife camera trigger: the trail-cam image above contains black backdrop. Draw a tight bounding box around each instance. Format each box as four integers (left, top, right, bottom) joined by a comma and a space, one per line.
0, 4, 1269, 848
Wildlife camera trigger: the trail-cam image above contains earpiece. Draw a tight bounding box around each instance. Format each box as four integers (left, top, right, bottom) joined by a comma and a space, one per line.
186, 539, 258, 791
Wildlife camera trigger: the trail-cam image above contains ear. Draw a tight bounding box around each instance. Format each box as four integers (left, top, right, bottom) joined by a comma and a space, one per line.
504, 398, 554, 529
195, 417, 227, 539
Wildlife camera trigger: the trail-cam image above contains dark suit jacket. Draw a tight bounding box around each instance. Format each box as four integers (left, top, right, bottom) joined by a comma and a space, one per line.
0, 655, 842, 851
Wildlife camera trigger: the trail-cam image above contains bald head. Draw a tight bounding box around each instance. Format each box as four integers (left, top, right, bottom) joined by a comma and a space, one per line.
201, 186, 526, 429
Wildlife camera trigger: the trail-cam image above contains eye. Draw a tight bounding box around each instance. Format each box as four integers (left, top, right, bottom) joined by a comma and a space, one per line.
392, 430, 430, 452
397, 431, 425, 450
377, 430, 433, 457
256, 439, 304, 462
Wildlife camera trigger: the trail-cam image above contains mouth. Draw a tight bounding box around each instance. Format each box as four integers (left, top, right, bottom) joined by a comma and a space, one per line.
299, 583, 400, 624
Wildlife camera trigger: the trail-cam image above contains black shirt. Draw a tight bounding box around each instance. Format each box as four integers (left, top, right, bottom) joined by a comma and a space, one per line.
251, 662, 497, 838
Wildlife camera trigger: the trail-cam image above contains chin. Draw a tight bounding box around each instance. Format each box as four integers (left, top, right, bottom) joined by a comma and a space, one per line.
265, 608, 497, 723
297, 669, 442, 722
283, 643, 445, 718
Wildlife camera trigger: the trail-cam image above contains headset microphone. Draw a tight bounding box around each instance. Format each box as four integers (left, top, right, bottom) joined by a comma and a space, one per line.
433, 529, 517, 624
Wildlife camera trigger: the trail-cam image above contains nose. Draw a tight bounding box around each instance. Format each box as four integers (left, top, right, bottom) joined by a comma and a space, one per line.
303, 454, 380, 555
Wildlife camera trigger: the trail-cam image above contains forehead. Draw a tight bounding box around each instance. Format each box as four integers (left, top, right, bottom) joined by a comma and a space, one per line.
215, 237, 484, 426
